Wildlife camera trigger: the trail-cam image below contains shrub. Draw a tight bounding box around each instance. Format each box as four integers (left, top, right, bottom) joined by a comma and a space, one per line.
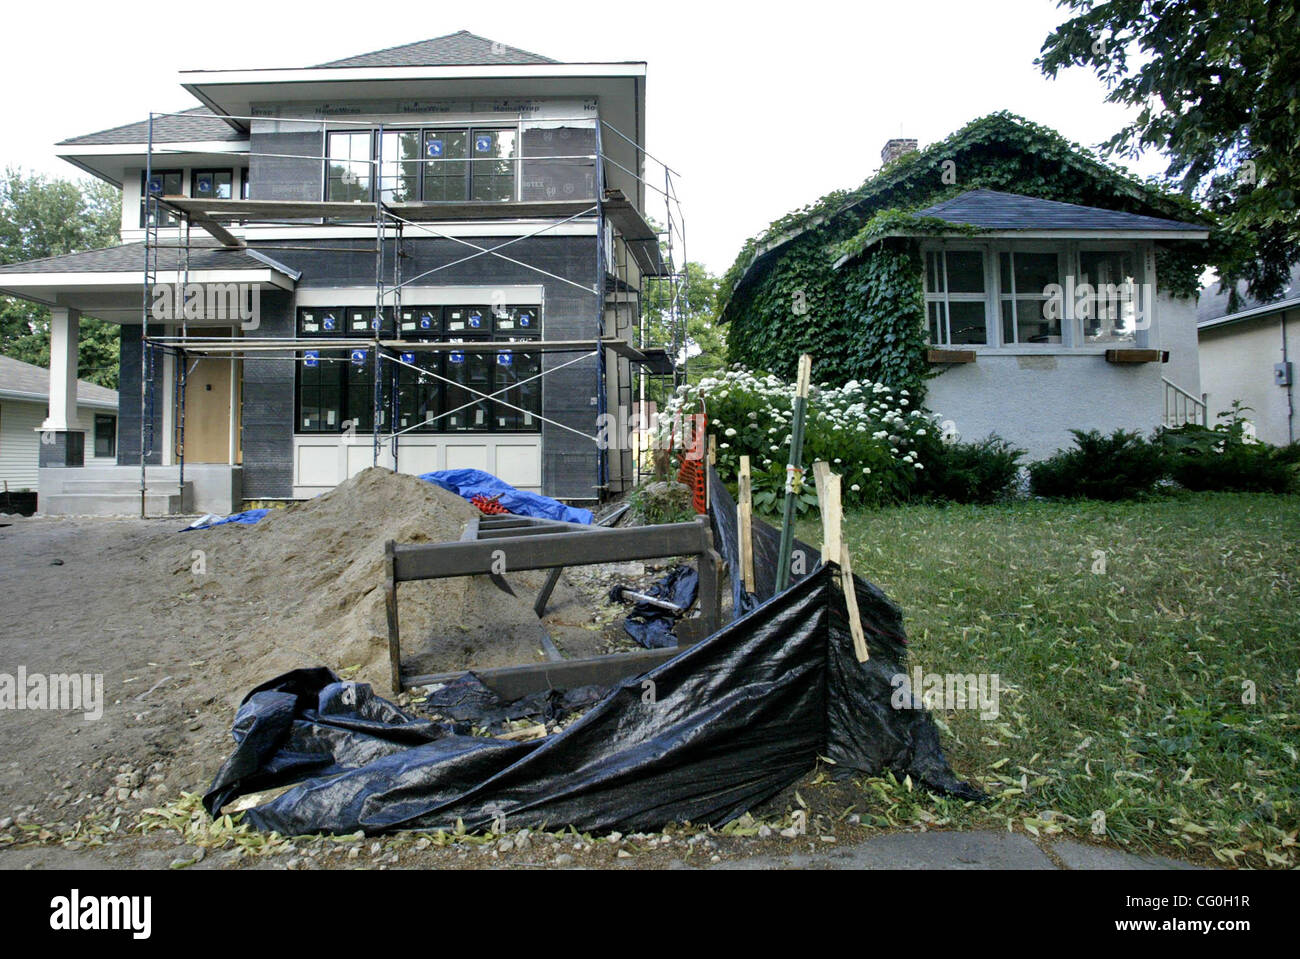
1029, 429, 1165, 500
916, 434, 1026, 504
660, 366, 934, 509
1158, 404, 1299, 494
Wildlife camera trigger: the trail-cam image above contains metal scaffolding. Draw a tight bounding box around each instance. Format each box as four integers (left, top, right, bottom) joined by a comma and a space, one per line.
138, 108, 687, 516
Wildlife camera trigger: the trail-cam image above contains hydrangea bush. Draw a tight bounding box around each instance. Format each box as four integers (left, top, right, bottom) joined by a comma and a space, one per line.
659, 367, 938, 509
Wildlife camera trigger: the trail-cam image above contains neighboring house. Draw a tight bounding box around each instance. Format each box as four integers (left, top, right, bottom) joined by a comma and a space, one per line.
0, 355, 117, 491
0, 31, 678, 515
1196, 266, 1298, 446
720, 114, 1211, 461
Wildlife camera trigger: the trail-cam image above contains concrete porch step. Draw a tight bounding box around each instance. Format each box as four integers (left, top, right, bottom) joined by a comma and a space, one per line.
42, 487, 192, 517
58, 479, 187, 494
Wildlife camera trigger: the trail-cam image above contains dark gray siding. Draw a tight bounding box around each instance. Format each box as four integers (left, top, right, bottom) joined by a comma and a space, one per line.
249, 125, 324, 203
116, 324, 163, 466
240, 290, 296, 498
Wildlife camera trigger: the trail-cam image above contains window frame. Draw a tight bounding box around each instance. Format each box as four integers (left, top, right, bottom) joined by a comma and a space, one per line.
93, 413, 117, 458
997, 248, 1068, 347
190, 168, 234, 202
920, 240, 1156, 352
139, 169, 184, 227
922, 246, 992, 347
322, 125, 523, 204
293, 303, 542, 435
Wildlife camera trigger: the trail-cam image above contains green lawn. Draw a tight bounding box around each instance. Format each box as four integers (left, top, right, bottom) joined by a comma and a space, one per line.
799, 492, 1300, 868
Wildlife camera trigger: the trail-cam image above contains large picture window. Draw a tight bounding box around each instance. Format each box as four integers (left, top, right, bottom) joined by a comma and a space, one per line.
295, 305, 541, 434
325, 127, 519, 203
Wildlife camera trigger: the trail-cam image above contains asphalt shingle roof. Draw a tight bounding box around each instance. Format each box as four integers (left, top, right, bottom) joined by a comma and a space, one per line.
316, 30, 558, 68
918, 188, 1206, 233
1197, 264, 1300, 324
0, 242, 287, 276
0, 354, 118, 406
58, 107, 242, 147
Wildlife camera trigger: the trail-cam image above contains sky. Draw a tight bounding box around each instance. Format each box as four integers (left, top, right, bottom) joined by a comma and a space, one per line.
0, 0, 1169, 274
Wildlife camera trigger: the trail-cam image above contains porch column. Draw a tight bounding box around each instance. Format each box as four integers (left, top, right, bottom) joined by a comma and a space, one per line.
37, 306, 86, 467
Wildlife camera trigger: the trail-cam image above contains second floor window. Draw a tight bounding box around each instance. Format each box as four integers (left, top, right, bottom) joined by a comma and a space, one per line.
326, 128, 519, 204
192, 169, 233, 200
140, 170, 182, 227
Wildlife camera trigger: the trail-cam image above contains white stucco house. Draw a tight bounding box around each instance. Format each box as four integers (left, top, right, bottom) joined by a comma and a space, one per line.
719, 114, 1213, 461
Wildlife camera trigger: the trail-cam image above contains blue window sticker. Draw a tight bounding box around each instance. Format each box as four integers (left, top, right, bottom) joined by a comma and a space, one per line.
400, 352, 415, 365
419, 312, 434, 330
497, 352, 513, 366
371, 315, 382, 331
518, 311, 533, 327
449, 351, 465, 364
196, 174, 213, 194
322, 314, 337, 331
147, 176, 163, 194
468, 312, 483, 328
475, 134, 493, 153
303, 350, 319, 368
351, 349, 367, 366
426, 139, 444, 158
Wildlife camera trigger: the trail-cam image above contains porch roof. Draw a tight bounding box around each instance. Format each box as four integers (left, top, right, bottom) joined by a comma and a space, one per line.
0, 241, 297, 319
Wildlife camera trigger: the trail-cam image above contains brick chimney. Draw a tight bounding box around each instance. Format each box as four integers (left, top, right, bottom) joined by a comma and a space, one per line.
881, 138, 919, 166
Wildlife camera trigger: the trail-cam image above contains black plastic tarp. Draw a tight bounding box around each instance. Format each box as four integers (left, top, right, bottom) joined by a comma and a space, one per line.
203, 470, 980, 835
620, 564, 699, 649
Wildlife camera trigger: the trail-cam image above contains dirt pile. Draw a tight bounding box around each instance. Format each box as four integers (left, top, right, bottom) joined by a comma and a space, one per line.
162, 468, 560, 703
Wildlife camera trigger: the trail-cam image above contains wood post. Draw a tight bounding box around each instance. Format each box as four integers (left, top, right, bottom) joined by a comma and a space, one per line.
812, 460, 869, 663
384, 539, 402, 693
776, 354, 813, 593
737, 455, 755, 595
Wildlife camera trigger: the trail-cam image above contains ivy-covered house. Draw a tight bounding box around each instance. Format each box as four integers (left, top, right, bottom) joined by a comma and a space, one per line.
718, 114, 1212, 459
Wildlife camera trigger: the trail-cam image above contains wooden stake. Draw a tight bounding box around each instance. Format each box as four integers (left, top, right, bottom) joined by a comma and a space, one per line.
738, 455, 755, 594
775, 354, 814, 592
812, 461, 841, 566
811, 461, 869, 663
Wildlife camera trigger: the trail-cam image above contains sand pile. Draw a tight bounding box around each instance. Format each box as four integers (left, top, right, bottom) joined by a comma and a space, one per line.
165, 468, 565, 704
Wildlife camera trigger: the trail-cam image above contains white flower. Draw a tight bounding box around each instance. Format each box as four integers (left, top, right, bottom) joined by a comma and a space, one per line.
725, 428, 737, 437
850, 484, 861, 491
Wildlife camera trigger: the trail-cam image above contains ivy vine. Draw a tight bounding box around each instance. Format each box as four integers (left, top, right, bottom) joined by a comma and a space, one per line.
721, 112, 1213, 400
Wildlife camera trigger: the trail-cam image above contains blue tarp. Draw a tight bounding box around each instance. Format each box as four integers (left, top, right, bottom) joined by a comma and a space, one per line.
418, 469, 592, 525
184, 509, 270, 531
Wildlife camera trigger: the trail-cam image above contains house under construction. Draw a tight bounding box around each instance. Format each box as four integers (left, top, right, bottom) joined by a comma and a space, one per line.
0, 30, 685, 515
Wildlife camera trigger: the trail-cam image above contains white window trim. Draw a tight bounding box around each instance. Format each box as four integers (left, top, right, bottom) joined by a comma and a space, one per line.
921, 239, 1158, 354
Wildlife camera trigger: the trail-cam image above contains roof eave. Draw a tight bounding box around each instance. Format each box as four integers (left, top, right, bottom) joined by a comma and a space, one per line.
1198, 295, 1300, 331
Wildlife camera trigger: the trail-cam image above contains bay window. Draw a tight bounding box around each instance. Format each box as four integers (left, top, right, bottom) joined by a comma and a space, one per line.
922, 242, 1149, 349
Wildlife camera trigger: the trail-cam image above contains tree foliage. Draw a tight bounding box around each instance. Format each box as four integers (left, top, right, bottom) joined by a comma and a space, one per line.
1038, 0, 1300, 306
0, 168, 122, 387
642, 259, 724, 402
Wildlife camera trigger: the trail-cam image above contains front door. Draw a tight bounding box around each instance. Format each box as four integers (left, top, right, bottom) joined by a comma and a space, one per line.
177, 327, 235, 464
